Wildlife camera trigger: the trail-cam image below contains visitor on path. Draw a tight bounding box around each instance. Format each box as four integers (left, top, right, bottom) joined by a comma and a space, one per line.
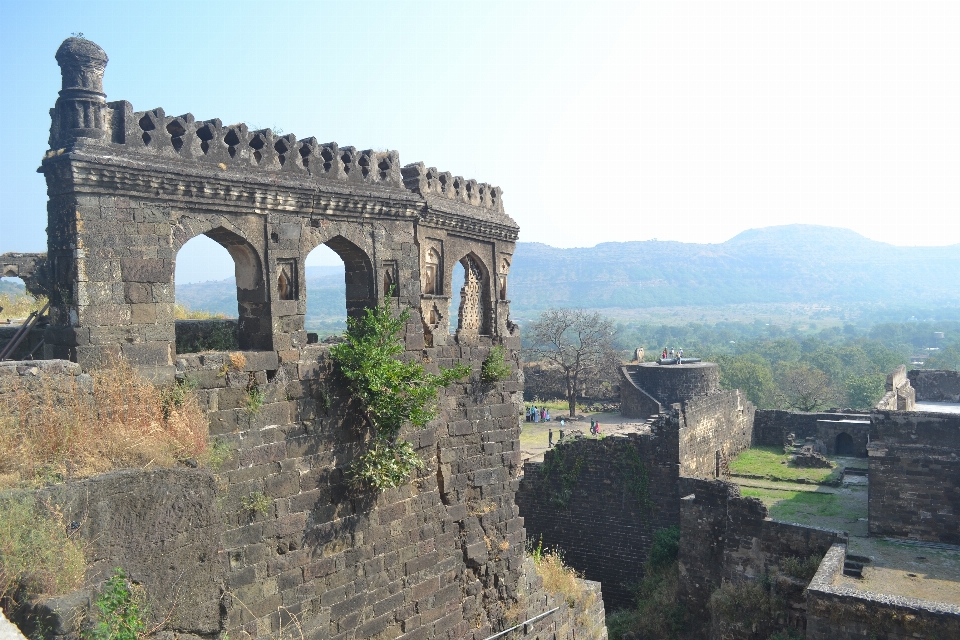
548, 429, 553, 447
533, 407, 539, 423
590, 419, 596, 435
678, 348, 683, 364
662, 348, 668, 360
669, 348, 675, 359
541, 407, 546, 422
594, 421, 600, 435
545, 409, 550, 422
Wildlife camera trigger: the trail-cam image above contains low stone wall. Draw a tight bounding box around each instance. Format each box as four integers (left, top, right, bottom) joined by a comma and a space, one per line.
19, 469, 223, 638
753, 409, 868, 448
877, 365, 916, 411
175, 319, 239, 354
0, 359, 92, 412
806, 543, 960, 640
908, 368, 960, 402
868, 410, 960, 544
678, 389, 755, 479
678, 477, 846, 638
517, 558, 607, 640
516, 431, 681, 611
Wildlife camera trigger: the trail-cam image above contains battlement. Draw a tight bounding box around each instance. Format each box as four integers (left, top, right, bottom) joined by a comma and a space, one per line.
46, 38, 504, 213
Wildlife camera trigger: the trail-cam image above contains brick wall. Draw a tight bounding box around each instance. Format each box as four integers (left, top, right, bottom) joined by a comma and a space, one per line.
868, 410, 960, 544
753, 409, 868, 448
678, 389, 755, 479
516, 431, 681, 611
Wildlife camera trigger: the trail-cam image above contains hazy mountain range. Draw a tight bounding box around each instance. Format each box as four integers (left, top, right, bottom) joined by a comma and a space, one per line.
85, 225, 960, 325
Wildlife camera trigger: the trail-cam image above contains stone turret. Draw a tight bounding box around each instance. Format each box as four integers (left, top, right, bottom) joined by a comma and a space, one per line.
50, 37, 109, 147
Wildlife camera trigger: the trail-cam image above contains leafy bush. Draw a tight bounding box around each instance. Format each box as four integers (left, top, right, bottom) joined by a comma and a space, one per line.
647, 525, 680, 571
709, 575, 784, 639
481, 346, 512, 382
0, 494, 85, 604
240, 491, 271, 516
779, 554, 823, 582
84, 568, 147, 640
330, 298, 469, 491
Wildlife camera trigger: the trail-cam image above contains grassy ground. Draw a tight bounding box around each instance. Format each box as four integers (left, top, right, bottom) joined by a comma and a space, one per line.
739, 482, 868, 536
729, 446, 843, 484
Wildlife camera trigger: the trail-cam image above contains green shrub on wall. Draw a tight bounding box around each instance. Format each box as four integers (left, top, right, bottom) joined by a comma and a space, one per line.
331, 296, 469, 491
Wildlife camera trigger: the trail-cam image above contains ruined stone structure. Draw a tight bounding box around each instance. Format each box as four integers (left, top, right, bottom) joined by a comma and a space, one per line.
868, 410, 960, 545
753, 409, 871, 457
619, 361, 720, 418
3, 38, 609, 640
908, 368, 960, 402
876, 365, 916, 411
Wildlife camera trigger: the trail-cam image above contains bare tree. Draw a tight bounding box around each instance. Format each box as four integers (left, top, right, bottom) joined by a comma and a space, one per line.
776, 365, 838, 412
524, 308, 617, 417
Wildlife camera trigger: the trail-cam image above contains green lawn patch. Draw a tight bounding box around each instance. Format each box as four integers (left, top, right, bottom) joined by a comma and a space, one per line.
729, 446, 842, 484
739, 483, 867, 533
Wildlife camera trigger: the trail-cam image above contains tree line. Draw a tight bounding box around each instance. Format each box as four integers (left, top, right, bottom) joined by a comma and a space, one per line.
522, 311, 960, 414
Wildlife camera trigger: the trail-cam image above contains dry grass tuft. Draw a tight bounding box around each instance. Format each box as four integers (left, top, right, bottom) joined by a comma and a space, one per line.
0, 292, 48, 321
535, 548, 584, 605
0, 359, 208, 488
174, 303, 227, 320
229, 352, 247, 370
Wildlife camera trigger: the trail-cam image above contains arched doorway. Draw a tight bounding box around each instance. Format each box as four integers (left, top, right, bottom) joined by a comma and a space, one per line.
835, 432, 855, 456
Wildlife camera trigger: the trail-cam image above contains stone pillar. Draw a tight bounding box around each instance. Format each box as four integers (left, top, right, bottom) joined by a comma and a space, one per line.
51, 37, 109, 148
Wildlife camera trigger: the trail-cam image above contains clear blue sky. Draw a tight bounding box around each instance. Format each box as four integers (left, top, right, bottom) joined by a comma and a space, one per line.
3, 1, 960, 283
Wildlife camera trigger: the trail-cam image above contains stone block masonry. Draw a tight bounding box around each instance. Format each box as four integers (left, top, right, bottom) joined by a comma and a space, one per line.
806, 544, 960, 640
908, 368, 960, 402
516, 431, 681, 611
3, 36, 609, 640
868, 410, 960, 544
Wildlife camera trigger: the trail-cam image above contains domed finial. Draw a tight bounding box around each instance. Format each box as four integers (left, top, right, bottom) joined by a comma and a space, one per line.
50, 37, 109, 146
55, 36, 108, 95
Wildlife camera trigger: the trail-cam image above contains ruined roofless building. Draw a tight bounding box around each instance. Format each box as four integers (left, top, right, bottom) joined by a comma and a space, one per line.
38, 36, 518, 380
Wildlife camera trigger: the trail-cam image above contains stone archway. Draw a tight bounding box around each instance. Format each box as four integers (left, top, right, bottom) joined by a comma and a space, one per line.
835, 432, 855, 456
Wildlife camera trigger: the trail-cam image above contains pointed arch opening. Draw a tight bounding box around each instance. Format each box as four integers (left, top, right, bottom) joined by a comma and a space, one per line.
304, 236, 373, 340
448, 253, 490, 337
174, 227, 268, 352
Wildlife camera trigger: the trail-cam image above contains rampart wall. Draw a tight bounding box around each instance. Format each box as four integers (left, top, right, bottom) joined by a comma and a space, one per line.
515, 431, 681, 611
752, 409, 868, 448
678, 389, 754, 478
677, 478, 846, 638
907, 368, 960, 402
868, 410, 960, 544
0, 36, 611, 640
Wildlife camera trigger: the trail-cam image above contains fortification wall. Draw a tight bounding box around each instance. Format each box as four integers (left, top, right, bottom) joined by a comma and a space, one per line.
806, 544, 960, 640
677, 478, 846, 638
678, 389, 754, 479
752, 409, 868, 448
876, 365, 916, 411
0, 36, 612, 640
868, 411, 960, 544
515, 431, 681, 611
907, 369, 960, 402
617, 367, 661, 419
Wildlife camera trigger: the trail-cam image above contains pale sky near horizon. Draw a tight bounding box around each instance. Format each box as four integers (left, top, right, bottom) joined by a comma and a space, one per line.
2, 1, 959, 283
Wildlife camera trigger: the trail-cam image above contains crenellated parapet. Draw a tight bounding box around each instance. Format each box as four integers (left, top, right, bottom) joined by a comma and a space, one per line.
401, 162, 503, 213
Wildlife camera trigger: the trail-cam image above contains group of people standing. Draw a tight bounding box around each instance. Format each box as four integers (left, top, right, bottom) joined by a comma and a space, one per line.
660, 347, 684, 362
526, 405, 552, 422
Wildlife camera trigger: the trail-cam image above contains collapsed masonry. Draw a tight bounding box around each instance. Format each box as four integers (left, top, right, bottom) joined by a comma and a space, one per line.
2, 37, 609, 640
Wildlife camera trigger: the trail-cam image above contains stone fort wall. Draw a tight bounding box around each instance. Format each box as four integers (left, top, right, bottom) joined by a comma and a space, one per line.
4, 37, 608, 640
908, 368, 960, 402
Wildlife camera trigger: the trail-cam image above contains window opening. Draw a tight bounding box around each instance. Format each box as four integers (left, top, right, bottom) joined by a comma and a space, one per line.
174, 234, 238, 354
304, 243, 347, 340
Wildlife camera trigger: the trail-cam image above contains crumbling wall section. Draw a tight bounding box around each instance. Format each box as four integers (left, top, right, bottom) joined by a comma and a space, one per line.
516, 431, 681, 611
868, 410, 960, 544
678, 478, 846, 638
752, 409, 868, 447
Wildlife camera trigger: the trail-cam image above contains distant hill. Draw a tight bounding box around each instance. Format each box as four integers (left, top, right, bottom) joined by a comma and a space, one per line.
171, 225, 960, 323
508, 225, 960, 313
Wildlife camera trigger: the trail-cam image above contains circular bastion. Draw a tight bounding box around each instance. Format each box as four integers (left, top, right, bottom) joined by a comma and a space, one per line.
629, 361, 720, 406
